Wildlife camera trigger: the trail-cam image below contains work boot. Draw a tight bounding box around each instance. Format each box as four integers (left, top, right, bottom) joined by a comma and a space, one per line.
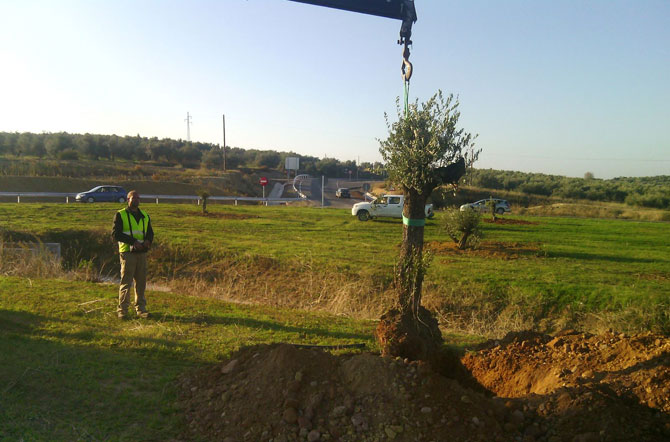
137, 311, 150, 319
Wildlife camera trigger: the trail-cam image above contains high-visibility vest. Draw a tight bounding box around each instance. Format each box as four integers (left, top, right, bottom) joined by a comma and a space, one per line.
118, 208, 149, 253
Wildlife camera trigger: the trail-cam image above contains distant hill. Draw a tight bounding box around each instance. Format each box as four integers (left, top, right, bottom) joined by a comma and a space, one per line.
1, 131, 669, 209
0, 131, 384, 181
468, 168, 670, 210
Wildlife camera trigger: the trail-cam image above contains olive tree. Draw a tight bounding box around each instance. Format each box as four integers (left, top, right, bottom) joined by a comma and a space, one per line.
197, 190, 210, 214
443, 208, 482, 250
376, 91, 478, 360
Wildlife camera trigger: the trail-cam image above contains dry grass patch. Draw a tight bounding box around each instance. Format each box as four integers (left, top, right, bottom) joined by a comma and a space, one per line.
519, 202, 670, 222
636, 272, 670, 282
421, 283, 542, 337
166, 261, 397, 320
0, 242, 63, 278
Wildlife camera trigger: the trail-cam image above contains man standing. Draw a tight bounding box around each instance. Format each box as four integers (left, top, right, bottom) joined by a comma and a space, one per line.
112, 190, 154, 319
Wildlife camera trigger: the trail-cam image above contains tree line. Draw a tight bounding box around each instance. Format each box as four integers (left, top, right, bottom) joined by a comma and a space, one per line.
0, 131, 385, 179
469, 168, 670, 209
2, 131, 668, 209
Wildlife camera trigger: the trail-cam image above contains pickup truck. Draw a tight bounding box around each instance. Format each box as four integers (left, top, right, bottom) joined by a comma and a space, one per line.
351, 194, 434, 221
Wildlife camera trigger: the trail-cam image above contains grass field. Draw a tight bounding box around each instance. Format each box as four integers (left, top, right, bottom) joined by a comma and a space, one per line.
1, 202, 669, 439
0, 277, 376, 440
1, 202, 669, 334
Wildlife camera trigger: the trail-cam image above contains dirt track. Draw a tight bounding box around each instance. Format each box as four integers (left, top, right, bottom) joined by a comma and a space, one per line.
178, 330, 670, 441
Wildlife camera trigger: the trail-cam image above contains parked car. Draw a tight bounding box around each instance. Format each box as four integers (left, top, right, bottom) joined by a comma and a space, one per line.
352, 194, 434, 221
460, 198, 511, 215
76, 186, 128, 203
335, 188, 351, 198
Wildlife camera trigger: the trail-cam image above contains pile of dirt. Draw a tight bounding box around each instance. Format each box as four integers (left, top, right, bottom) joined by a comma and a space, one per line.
177, 331, 670, 442
462, 330, 670, 413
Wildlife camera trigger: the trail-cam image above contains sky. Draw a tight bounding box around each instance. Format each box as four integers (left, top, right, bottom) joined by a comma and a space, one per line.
1, 0, 668, 179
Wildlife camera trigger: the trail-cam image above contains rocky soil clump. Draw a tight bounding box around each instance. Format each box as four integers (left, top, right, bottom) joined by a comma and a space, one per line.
177, 331, 670, 442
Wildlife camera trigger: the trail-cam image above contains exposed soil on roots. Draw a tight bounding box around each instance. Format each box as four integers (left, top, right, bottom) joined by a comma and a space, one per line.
177, 331, 670, 442
375, 308, 442, 362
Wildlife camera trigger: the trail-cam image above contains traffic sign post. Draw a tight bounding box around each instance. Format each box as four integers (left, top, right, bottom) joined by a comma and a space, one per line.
260, 177, 268, 200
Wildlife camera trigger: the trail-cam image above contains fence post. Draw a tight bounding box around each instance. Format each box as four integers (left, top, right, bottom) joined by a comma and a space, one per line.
156, 197, 159, 204
17, 195, 20, 203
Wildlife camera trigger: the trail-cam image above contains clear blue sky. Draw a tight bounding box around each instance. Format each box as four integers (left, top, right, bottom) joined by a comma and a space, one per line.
1, 0, 668, 178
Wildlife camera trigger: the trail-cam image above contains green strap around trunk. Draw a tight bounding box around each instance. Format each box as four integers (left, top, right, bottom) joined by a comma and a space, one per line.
402, 215, 426, 227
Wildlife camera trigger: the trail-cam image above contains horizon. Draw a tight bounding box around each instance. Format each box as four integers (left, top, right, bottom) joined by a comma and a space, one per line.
1, 0, 668, 179
4, 128, 669, 182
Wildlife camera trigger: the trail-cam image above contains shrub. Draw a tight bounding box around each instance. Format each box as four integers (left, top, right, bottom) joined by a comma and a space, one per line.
197, 189, 210, 213
202, 149, 223, 169
57, 149, 79, 161
442, 208, 482, 250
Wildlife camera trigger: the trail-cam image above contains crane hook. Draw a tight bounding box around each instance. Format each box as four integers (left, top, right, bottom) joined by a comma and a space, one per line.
401, 43, 413, 82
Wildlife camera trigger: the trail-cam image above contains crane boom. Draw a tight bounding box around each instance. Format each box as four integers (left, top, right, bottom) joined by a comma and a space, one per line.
288, 0, 406, 20
287, 0, 416, 44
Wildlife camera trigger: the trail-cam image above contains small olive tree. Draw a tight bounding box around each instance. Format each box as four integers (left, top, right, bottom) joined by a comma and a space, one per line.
377, 91, 478, 359
443, 209, 482, 250
197, 190, 210, 214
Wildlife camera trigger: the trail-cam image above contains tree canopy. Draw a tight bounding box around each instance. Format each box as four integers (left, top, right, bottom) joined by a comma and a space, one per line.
379, 91, 478, 194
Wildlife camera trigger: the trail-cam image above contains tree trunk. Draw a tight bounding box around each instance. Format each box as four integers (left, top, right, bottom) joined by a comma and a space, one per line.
376, 186, 445, 364
397, 187, 428, 317
458, 232, 469, 250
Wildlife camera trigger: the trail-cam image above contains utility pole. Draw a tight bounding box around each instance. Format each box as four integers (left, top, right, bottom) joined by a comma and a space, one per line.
185, 112, 192, 141
222, 114, 227, 172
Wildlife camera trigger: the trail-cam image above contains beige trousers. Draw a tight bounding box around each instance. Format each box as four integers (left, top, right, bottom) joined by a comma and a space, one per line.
118, 252, 148, 314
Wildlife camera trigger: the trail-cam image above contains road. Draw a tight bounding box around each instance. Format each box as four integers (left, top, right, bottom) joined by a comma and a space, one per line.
0, 178, 381, 207
304, 177, 377, 208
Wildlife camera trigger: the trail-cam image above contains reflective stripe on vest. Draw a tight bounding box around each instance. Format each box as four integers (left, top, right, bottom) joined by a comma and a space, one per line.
118, 208, 149, 253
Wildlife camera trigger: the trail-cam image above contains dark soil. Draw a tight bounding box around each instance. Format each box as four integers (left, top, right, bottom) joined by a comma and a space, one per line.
192, 212, 258, 220
426, 241, 544, 260
483, 218, 539, 225
375, 307, 442, 361
177, 331, 670, 441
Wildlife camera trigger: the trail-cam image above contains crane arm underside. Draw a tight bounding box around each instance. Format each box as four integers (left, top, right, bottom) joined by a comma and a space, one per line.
288, 0, 415, 22
288, 0, 416, 45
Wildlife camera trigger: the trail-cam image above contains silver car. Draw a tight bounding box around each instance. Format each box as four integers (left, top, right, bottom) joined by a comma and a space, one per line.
460, 199, 511, 215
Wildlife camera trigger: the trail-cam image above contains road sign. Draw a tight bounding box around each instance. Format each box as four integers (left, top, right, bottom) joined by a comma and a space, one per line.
259, 177, 268, 187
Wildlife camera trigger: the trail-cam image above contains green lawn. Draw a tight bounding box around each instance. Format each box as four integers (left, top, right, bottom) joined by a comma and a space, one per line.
0, 277, 376, 440
1, 202, 669, 329
2, 202, 669, 438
